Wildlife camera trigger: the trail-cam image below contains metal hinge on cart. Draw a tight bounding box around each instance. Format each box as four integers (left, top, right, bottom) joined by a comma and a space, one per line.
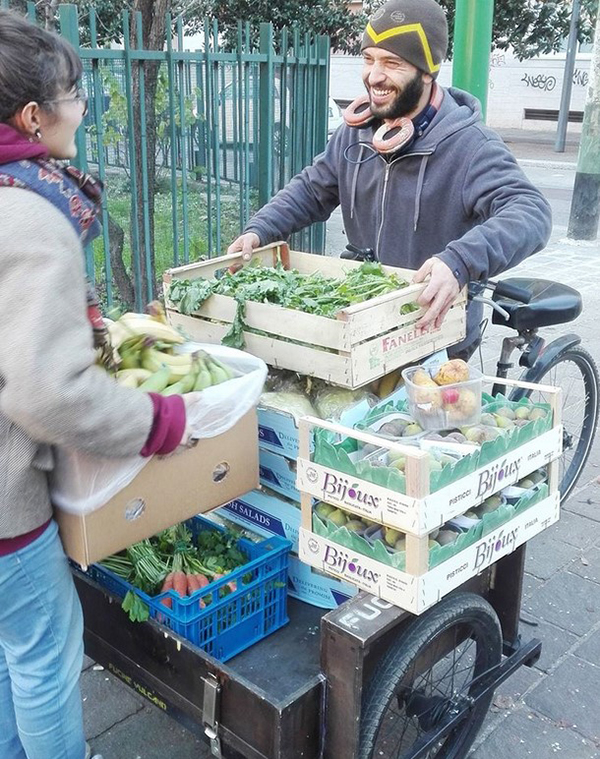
202, 674, 223, 758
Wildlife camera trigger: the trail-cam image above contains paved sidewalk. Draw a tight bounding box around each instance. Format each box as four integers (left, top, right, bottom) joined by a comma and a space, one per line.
82, 128, 600, 758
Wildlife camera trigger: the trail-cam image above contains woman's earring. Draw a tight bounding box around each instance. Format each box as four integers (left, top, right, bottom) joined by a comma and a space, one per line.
35, 129, 42, 141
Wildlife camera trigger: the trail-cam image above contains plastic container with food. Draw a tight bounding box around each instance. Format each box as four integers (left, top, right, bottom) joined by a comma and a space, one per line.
402, 360, 482, 430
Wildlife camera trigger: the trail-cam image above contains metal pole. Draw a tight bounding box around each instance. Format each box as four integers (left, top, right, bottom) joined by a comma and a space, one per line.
568, 1, 600, 240
555, 0, 582, 153
452, 0, 495, 121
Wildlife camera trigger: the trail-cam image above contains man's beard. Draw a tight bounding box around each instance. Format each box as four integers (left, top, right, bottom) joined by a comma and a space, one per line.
368, 71, 425, 120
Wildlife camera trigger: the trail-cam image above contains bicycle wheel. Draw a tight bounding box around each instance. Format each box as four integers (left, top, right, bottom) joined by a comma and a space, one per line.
514, 346, 599, 504
359, 593, 502, 759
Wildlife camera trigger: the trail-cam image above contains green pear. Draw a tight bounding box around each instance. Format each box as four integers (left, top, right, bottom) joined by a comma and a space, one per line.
346, 519, 366, 533
403, 423, 423, 437
389, 456, 406, 472
384, 527, 403, 546
328, 509, 347, 527
518, 478, 535, 489
529, 408, 547, 421
514, 406, 531, 420
495, 406, 516, 420
494, 414, 515, 430
480, 413, 498, 427
437, 529, 459, 546
315, 503, 335, 519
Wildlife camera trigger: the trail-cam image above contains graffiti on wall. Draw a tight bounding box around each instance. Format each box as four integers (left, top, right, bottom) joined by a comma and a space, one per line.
520, 73, 557, 91
573, 69, 589, 87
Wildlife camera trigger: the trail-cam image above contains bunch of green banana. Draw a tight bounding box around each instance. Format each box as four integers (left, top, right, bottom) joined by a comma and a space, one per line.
107, 312, 184, 352
114, 343, 237, 396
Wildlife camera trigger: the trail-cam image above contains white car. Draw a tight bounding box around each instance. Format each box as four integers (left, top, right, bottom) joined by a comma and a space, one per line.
328, 97, 344, 139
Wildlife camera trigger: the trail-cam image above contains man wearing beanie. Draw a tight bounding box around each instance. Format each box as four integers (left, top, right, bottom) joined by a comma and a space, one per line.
229, 0, 552, 359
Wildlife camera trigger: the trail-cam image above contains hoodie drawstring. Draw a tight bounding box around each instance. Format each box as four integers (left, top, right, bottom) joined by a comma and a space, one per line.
350, 144, 364, 220
413, 154, 429, 232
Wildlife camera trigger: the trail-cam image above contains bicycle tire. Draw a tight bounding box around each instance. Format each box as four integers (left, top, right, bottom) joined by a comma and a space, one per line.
514, 346, 599, 503
359, 593, 503, 759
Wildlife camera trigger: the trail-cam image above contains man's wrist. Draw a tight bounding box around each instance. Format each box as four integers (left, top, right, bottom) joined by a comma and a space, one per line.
436, 251, 469, 289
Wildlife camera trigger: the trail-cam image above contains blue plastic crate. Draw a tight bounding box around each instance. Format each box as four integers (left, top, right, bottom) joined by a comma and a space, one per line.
86, 515, 291, 662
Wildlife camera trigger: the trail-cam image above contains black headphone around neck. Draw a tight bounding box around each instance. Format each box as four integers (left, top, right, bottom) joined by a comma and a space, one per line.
344, 82, 443, 156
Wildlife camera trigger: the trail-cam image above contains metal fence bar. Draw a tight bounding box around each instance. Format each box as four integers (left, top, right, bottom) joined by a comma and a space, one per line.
122, 10, 143, 311
243, 22, 251, 227
58, 4, 96, 283
177, 17, 190, 263
210, 19, 222, 253
166, 14, 180, 267
203, 19, 214, 257
135, 11, 153, 301
89, 9, 113, 305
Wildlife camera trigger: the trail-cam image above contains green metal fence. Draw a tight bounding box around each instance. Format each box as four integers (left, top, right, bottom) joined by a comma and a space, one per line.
2, 2, 330, 309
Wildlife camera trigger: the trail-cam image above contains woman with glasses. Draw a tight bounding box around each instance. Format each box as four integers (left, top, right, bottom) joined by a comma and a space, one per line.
0, 11, 192, 759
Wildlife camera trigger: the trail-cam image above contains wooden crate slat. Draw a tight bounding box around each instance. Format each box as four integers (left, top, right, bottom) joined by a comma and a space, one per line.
163, 243, 286, 283
286, 249, 415, 281
168, 311, 353, 385
171, 295, 348, 351
348, 305, 466, 386
341, 286, 467, 345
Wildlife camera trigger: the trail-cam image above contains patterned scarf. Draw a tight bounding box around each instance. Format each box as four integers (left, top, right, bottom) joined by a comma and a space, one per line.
0, 156, 115, 368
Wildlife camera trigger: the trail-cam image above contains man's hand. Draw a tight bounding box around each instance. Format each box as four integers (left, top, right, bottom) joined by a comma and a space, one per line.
227, 232, 261, 262
413, 257, 460, 330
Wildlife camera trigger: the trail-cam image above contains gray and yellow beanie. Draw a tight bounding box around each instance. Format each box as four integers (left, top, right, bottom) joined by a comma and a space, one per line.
361, 0, 448, 79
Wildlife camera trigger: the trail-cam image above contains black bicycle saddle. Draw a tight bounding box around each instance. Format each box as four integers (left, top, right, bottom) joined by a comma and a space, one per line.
492, 277, 582, 331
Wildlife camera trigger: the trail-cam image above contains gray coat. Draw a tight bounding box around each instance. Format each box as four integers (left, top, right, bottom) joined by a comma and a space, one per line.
0, 188, 153, 538
245, 88, 552, 350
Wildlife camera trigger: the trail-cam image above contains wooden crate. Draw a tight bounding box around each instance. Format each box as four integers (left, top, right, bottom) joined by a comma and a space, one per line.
296, 376, 562, 536
163, 242, 467, 389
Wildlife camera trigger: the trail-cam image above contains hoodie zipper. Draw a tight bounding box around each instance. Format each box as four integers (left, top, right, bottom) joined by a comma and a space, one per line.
374, 151, 434, 259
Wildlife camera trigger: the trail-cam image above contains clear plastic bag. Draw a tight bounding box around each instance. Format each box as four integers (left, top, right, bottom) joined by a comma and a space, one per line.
50, 344, 267, 515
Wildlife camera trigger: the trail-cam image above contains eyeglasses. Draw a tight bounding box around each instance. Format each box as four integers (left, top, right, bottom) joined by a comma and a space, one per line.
45, 87, 89, 116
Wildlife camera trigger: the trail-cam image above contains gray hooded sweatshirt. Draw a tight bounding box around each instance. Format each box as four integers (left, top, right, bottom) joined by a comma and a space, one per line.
245, 87, 552, 351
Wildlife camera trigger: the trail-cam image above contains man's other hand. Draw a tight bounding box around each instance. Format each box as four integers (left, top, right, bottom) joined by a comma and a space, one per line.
227, 232, 261, 261
413, 257, 460, 330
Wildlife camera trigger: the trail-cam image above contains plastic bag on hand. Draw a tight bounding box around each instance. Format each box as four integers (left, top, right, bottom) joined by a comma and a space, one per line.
50, 343, 267, 515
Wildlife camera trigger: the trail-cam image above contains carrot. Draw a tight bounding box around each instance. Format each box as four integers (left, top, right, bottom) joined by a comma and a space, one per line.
172, 570, 187, 597
213, 572, 237, 594
187, 574, 201, 594
160, 572, 175, 608
196, 573, 210, 589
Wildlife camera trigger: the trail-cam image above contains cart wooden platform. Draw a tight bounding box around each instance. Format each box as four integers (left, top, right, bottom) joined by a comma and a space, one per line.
75, 543, 541, 759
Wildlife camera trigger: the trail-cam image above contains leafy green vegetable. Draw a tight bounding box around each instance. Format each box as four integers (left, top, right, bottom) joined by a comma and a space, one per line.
167, 260, 411, 349
122, 591, 150, 623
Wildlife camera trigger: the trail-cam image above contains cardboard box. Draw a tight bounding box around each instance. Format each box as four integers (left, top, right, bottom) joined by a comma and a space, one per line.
165, 243, 466, 389
259, 449, 300, 501
217, 488, 301, 549
299, 491, 559, 615
287, 554, 357, 609
56, 411, 259, 567
214, 489, 357, 609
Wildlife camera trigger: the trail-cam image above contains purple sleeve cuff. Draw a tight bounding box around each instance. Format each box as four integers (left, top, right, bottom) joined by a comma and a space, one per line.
140, 393, 186, 457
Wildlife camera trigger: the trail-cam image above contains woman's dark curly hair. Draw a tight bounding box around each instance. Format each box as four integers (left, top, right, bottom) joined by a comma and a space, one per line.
0, 10, 82, 123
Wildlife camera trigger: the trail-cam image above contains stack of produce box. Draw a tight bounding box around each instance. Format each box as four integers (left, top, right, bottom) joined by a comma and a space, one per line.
296, 360, 563, 614
163, 244, 469, 610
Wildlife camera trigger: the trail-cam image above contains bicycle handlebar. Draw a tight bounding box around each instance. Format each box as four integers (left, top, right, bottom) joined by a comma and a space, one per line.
492, 280, 532, 304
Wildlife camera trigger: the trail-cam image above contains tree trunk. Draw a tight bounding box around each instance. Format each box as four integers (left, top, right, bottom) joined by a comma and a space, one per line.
130, 0, 171, 306
108, 213, 135, 308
